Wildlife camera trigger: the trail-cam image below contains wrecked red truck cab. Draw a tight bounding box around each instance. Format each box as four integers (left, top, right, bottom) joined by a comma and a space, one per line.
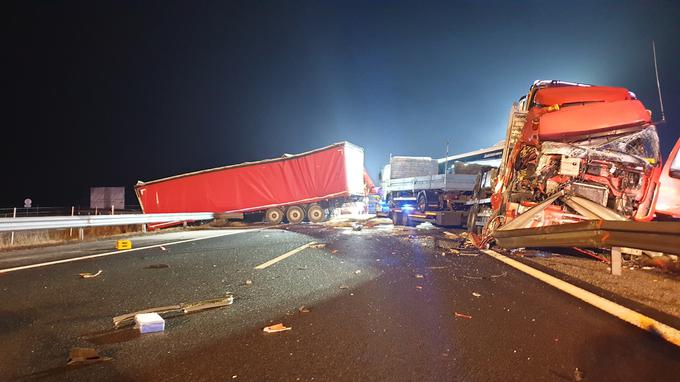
489, 80, 676, 232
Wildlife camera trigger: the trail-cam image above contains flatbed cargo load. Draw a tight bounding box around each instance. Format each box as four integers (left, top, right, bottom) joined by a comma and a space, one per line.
135, 142, 366, 218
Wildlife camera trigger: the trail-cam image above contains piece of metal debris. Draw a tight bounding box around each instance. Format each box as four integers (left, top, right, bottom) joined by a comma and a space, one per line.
79, 270, 103, 279
113, 294, 234, 328
66, 347, 112, 365
454, 312, 473, 319
263, 323, 292, 333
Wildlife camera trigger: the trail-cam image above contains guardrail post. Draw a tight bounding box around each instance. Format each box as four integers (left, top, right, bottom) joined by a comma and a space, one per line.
10, 207, 16, 246
611, 246, 622, 276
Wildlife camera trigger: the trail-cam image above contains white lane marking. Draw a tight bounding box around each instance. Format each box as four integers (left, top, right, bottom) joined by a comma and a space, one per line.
0, 230, 257, 274
482, 249, 680, 348
254, 242, 316, 270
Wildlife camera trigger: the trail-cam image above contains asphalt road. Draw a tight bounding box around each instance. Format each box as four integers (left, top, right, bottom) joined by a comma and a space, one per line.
1, 224, 679, 381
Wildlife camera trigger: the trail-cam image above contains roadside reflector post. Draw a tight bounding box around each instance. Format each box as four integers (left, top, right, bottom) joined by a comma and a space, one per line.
142, 224, 147, 233
111, 205, 115, 215
611, 247, 622, 276
10, 207, 16, 246
69, 206, 74, 237
79, 228, 84, 241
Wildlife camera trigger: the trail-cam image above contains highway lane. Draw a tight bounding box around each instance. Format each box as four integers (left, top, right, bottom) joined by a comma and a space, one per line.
1, 225, 679, 381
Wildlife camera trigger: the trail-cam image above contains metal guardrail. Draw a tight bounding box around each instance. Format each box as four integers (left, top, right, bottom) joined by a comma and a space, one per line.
0, 212, 215, 232
492, 220, 680, 255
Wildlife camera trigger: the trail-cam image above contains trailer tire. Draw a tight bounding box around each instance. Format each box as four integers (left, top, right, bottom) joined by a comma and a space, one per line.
264, 208, 284, 224
307, 204, 325, 223
286, 205, 305, 224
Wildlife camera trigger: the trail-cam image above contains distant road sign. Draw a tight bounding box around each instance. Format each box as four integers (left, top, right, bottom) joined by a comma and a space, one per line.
24, 198, 32, 208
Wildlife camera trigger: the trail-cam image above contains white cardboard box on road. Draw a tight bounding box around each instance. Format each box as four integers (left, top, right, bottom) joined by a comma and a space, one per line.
134, 313, 165, 333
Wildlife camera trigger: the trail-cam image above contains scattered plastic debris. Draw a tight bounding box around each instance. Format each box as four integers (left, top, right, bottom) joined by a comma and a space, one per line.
245, 280, 253, 285
352, 223, 363, 231
472, 292, 481, 297
331, 250, 338, 254
416, 222, 435, 230
416, 285, 423, 290
354, 270, 362, 274
113, 294, 234, 328
134, 313, 165, 333
159, 246, 167, 251
298, 305, 310, 313
459, 252, 479, 257
339, 285, 349, 289
642, 266, 654, 270
66, 347, 112, 366
426, 266, 447, 270
263, 323, 292, 333
309, 243, 327, 249
79, 270, 103, 279
415, 274, 424, 279
454, 312, 473, 319
490, 272, 508, 279
298, 266, 308, 270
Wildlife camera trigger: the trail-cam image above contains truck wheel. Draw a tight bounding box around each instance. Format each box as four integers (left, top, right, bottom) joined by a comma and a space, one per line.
392, 211, 402, 226
307, 204, 325, 223
286, 206, 304, 224
417, 192, 428, 213
265, 208, 284, 224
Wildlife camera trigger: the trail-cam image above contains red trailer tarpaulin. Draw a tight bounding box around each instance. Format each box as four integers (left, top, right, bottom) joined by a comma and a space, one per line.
135, 142, 366, 214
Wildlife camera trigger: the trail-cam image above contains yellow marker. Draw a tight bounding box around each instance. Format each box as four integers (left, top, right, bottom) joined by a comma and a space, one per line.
115, 240, 132, 250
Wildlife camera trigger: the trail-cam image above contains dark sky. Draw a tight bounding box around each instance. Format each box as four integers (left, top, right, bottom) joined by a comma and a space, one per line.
6, 0, 680, 207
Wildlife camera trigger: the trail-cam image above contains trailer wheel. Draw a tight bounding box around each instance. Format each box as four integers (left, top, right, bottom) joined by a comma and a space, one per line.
307, 204, 325, 223
286, 206, 304, 224
264, 208, 284, 224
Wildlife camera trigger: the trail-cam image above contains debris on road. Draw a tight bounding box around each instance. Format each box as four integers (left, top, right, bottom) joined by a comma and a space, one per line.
245, 280, 253, 285
416, 222, 435, 230
490, 272, 508, 279
426, 266, 448, 270
574, 367, 584, 381
159, 246, 167, 251
339, 285, 349, 289
115, 240, 132, 250
309, 243, 327, 249
460, 252, 479, 257
443, 231, 459, 239
355, 269, 362, 274
263, 323, 292, 333
298, 266, 308, 270
113, 294, 234, 328
416, 285, 423, 290
298, 305, 310, 313
462, 275, 483, 280
134, 313, 165, 333
472, 292, 481, 297
144, 264, 170, 269
454, 312, 473, 319
79, 270, 103, 279
352, 223, 363, 231
66, 347, 112, 366
331, 249, 338, 254
415, 274, 424, 279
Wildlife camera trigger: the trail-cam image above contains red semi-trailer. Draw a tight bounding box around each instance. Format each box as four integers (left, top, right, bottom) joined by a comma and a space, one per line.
134, 142, 367, 224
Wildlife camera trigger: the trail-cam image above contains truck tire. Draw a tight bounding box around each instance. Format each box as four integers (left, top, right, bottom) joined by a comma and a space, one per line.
264, 208, 284, 224
286, 205, 304, 224
307, 204, 325, 223
417, 191, 428, 213
392, 211, 402, 226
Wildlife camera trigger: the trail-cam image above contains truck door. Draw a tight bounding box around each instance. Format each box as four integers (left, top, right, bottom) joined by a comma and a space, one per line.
653, 138, 680, 219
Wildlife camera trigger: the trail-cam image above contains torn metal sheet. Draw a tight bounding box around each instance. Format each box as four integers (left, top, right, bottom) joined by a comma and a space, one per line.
113, 295, 233, 328
494, 220, 680, 255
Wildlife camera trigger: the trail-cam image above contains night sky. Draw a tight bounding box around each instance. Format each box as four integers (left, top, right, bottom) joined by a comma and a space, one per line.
6, 0, 680, 207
